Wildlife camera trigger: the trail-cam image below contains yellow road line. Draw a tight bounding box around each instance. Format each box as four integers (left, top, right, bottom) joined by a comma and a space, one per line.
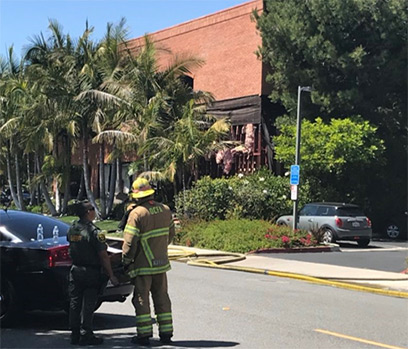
315, 329, 407, 349
187, 261, 408, 299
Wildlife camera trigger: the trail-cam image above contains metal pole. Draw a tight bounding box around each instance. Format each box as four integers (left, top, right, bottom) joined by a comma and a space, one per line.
292, 86, 302, 230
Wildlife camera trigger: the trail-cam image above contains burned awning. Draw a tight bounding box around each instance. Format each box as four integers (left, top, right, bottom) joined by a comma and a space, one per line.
207, 95, 261, 126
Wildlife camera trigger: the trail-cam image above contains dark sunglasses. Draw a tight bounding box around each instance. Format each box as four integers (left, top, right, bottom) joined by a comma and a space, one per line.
87, 207, 95, 212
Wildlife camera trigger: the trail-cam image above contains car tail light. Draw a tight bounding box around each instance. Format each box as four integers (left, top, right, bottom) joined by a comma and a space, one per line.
335, 216, 343, 227
47, 245, 72, 267
366, 217, 372, 228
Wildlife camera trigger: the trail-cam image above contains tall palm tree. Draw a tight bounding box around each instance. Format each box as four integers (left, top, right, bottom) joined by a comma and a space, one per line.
144, 98, 230, 193
0, 47, 27, 210
24, 20, 81, 215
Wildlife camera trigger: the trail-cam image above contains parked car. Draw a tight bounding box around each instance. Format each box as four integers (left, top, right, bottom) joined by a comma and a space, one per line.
0, 209, 133, 326
276, 202, 372, 247
0, 187, 31, 205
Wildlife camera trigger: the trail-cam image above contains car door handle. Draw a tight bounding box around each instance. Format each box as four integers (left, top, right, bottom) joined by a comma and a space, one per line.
308, 219, 314, 222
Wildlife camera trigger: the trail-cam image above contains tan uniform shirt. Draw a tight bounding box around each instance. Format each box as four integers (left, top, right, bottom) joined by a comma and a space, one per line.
122, 199, 175, 278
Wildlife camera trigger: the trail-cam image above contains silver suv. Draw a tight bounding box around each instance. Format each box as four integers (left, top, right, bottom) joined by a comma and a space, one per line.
276, 202, 372, 247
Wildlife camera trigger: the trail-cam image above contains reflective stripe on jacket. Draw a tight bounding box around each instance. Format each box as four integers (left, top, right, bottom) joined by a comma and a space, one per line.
122, 199, 175, 277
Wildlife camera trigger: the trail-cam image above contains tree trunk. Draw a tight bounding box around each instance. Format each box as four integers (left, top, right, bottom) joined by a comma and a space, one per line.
82, 132, 100, 217
35, 153, 57, 216
53, 138, 60, 214
55, 183, 61, 214
76, 172, 85, 200
61, 136, 72, 214
107, 158, 117, 217
117, 158, 123, 192
182, 170, 186, 214
26, 154, 35, 205
99, 142, 107, 219
14, 150, 26, 211
6, 145, 21, 209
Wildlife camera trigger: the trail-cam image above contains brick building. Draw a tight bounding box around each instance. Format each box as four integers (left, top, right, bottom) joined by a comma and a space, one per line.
127, 0, 282, 177
73, 0, 282, 196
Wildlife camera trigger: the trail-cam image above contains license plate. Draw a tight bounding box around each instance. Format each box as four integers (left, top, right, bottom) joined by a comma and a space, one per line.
352, 222, 360, 227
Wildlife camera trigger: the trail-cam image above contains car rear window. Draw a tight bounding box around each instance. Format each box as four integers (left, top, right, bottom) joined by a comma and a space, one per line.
336, 207, 365, 217
0, 212, 69, 241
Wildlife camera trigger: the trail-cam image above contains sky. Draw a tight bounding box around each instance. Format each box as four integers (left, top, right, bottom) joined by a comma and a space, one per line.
0, 0, 247, 60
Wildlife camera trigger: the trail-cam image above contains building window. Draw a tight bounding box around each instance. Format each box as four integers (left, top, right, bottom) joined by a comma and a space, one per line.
180, 75, 194, 89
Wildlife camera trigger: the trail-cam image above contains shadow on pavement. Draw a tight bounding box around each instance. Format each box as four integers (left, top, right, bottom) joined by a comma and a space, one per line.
147, 339, 240, 347
337, 242, 381, 249
2, 311, 135, 331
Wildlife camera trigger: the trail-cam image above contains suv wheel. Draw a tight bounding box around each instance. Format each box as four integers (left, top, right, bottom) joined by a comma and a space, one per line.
386, 224, 400, 239
322, 228, 335, 244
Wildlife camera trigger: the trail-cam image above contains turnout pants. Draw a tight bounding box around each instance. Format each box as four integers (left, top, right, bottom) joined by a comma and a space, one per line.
69, 265, 101, 336
132, 273, 173, 339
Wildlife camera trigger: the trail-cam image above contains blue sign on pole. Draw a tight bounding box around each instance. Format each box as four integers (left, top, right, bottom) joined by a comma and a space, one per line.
290, 165, 300, 185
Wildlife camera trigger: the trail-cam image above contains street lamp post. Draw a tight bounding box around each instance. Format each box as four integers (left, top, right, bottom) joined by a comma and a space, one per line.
292, 86, 312, 230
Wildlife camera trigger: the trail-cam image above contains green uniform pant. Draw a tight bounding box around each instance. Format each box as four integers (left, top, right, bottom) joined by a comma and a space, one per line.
69, 265, 101, 336
132, 273, 173, 339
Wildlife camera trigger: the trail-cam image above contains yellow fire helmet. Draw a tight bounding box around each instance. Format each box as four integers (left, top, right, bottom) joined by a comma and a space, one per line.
129, 177, 155, 200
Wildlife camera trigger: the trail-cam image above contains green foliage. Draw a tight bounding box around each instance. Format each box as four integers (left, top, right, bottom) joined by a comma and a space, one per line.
57, 215, 120, 232
273, 116, 385, 202
27, 205, 42, 213
175, 168, 311, 221
256, 0, 407, 128
176, 176, 234, 221
174, 218, 318, 253
255, 0, 407, 225
274, 117, 384, 174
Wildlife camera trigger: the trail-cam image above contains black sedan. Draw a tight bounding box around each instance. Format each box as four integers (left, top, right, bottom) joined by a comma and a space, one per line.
0, 210, 133, 326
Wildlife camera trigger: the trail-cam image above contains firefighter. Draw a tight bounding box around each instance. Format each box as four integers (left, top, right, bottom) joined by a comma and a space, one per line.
67, 201, 119, 346
122, 178, 175, 346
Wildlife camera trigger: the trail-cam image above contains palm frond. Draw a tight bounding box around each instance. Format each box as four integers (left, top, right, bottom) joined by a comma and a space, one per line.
92, 130, 138, 145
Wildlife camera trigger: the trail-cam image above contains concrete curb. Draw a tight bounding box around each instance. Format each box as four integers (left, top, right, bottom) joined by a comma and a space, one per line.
248, 244, 340, 254
186, 260, 408, 299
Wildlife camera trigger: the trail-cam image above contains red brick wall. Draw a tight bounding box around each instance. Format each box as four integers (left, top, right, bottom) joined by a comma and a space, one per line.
127, 0, 264, 101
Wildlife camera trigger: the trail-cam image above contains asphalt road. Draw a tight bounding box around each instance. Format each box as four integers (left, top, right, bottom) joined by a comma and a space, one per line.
1, 262, 407, 349
261, 240, 408, 273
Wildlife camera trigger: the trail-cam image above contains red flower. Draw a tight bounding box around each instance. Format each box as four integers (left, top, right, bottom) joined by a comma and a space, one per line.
281, 236, 290, 243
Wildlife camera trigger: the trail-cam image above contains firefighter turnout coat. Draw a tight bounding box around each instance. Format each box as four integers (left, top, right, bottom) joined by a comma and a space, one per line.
122, 198, 175, 278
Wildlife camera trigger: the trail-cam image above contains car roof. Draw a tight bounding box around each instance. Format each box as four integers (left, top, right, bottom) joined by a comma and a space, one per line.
306, 202, 360, 208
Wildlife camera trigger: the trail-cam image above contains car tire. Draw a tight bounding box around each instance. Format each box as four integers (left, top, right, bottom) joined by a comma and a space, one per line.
0, 278, 18, 327
357, 239, 370, 247
322, 228, 335, 244
386, 224, 400, 239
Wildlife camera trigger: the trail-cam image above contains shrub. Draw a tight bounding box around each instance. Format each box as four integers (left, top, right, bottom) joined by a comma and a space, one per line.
174, 218, 317, 253
175, 168, 312, 222
29, 205, 43, 213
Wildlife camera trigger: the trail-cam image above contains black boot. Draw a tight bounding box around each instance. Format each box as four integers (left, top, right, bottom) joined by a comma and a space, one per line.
160, 334, 173, 344
79, 334, 103, 346
70, 329, 81, 345
131, 336, 150, 346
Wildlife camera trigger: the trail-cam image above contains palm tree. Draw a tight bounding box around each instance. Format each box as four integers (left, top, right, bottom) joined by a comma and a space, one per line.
23, 20, 81, 215
144, 98, 230, 193
0, 47, 27, 210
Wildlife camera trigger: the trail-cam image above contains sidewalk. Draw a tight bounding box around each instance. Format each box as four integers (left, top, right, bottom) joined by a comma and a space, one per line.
168, 245, 408, 297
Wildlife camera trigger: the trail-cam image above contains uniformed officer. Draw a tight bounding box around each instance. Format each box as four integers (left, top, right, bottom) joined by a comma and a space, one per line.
67, 201, 119, 346
122, 178, 175, 346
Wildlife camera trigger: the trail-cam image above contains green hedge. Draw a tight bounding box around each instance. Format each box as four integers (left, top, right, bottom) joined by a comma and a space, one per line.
175, 168, 311, 222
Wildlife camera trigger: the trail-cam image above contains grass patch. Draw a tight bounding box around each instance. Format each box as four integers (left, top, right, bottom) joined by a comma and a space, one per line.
56, 216, 120, 233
